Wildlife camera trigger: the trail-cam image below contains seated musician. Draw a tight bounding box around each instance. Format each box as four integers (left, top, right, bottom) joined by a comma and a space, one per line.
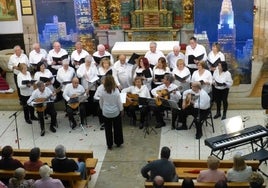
151, 74, 181, 129
27, 81, 57, 136
121, 76, 151, 129
62, 77, 87, 129
178, 81, 210, 139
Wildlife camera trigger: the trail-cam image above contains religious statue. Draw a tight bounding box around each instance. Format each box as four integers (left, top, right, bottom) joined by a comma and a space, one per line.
143, 0, 159, 10
183, 0, 194, 23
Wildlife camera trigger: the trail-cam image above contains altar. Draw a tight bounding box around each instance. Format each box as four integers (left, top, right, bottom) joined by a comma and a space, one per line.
111, 41, 180, 57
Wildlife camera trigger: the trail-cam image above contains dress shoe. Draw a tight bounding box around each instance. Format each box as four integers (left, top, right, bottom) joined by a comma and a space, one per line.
176, 126, 187, 130
50, 126, 56, 133
31, 116, 39, 121
139, 123, 144, 129
221, 115, 226, 120
26, 119, 32, 124
71, 122, 77, 129
40, 130, 45, 136
213, 113, 221, 119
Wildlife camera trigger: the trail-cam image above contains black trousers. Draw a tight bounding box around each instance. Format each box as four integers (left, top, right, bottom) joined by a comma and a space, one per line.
214, 88, 229, 114
127, 105, 149, 123
103, 114, 124, 148
13, 74, 22, 101
37, 103, 57, 131
66, 102, 86, 125
21, 95, 35, 121
180, 106, 209, 136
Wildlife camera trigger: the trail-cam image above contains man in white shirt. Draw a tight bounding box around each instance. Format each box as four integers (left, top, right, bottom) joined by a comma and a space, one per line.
29, 43, 48, 72
92, 44, 114, 65
63, 77, 86, 129
70, 42, 89, 69
145, 41, 165, 68
178, 81, 210, 139
113, 54, 133, 90
47, 41, 69, 76
184, 37, 207, 75
8, 45, 29, 101
166, 45, 185, 71
27, 81, 57, 136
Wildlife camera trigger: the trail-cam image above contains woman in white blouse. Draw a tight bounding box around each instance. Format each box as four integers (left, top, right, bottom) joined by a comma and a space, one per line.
98, 57, 113, 83
172, 59, 191, 93
17, 63, 38, 124
34, 61, 55, 92
207, 42, 225, 73
77, 55, 99, 116
121, 76, 151, 129
133, 57, 153, 90
152, 57, 170, 89
191, 61, 213, 94
99, 75, 124, 150
212, 61, 233, 120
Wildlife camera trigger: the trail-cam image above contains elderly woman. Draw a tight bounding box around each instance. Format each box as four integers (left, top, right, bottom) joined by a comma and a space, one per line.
197, 156, 226, 182
226, 154, 253, 182
33, 165, 64, 188
8, 168, 34, 188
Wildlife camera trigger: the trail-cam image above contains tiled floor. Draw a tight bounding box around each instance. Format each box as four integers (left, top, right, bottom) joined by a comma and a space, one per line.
1, 109, 268, 187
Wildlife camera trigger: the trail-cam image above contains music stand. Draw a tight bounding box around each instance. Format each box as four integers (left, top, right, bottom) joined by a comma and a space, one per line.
68, 96, 88, 136
138, 97, 157, 138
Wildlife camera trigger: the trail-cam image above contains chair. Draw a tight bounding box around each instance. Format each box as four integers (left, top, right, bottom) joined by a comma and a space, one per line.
68, 103, 88, 136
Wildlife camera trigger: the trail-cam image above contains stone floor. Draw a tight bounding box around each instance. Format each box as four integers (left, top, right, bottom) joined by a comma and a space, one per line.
1, 109, 268, 188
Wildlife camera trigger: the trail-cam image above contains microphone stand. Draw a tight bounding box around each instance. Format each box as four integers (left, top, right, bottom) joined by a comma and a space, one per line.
9, 111, 20, 149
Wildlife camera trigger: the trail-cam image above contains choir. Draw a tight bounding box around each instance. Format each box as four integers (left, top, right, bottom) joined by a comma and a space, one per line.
9, 38, 233, 140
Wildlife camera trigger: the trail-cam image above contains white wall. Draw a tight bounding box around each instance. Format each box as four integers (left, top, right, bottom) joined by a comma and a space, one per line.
0, 0, 23, 34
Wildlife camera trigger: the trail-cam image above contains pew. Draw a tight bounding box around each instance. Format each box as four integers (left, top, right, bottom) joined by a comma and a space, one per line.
144, 181, 266, 188
0, 169, 87, 188
147, 159, 259, 179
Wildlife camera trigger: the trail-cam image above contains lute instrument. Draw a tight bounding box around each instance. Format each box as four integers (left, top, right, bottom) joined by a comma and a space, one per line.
123, 93, 139, 107
68, 92, 86, 109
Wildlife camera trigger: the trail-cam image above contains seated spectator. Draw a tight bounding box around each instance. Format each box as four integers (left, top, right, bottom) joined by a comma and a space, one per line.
8, 167, 34, 188
141, 146, 178, 182
0, 145, 24, 184
197, 156, 226, 182
153, 175, 164, 188
24, 147, 43, 171
226, 154, 252, 182
182, 178, 195, 188
249, 172, 264, 188
0, 181, 6, 188
33, 165, 64, 188
215, 180, 228, 188
51, 145, 86, 179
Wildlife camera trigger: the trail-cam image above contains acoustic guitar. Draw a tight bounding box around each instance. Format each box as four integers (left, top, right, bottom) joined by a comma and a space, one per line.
155, 87, 180, 106
68, 92, 86, 109
185, 93, 199, 108
34, 94, 53, 112
123, 93, 139, 107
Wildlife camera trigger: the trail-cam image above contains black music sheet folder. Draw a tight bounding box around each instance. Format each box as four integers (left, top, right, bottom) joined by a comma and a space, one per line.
22, 80, 36, 85
188, 54, 204, 64
128, 53, 140, 65
175, 74, 190, 82
215, 81, 226, 86
39, 77, 53, 83
73, 57, 85, 64
207, 58, 221, 67
143, 69, 152, 78
155, 74, 165, 82
52, 54, 68, 64
93, 55, 110, 65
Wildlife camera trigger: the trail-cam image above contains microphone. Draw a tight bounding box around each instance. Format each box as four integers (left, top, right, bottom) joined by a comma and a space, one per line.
9, 111, 18, 119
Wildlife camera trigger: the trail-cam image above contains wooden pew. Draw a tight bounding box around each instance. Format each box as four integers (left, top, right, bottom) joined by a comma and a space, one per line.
144, 181, 266, 188
0, 148, 98, 175
147, 159, 260, 179
0, 169, 87, 188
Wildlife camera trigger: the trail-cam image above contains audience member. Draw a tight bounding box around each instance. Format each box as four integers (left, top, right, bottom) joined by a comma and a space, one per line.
33, 165, 65, 188
153, 175, 164, 188
215, 180, 228, 188
197, 156, 226, 182
0, 181, 6, 188
24, 147, 43, 171
141, 146, 178, 182
8, 167, 34, 188
249, 172, 264, 188
51, 145, 86, 179
182, 178, 195, 188
226, 154, 252, 182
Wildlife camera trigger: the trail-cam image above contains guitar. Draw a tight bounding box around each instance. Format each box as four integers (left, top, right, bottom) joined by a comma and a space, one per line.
155, 86, 181, 106
123, 93, 139, 107
68, 92, 87, 109
185, 93, 199, 108
34, 94, 53, 112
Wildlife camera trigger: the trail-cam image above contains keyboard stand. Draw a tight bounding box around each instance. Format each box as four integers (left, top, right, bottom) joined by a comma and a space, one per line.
243, 149, 268, 177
